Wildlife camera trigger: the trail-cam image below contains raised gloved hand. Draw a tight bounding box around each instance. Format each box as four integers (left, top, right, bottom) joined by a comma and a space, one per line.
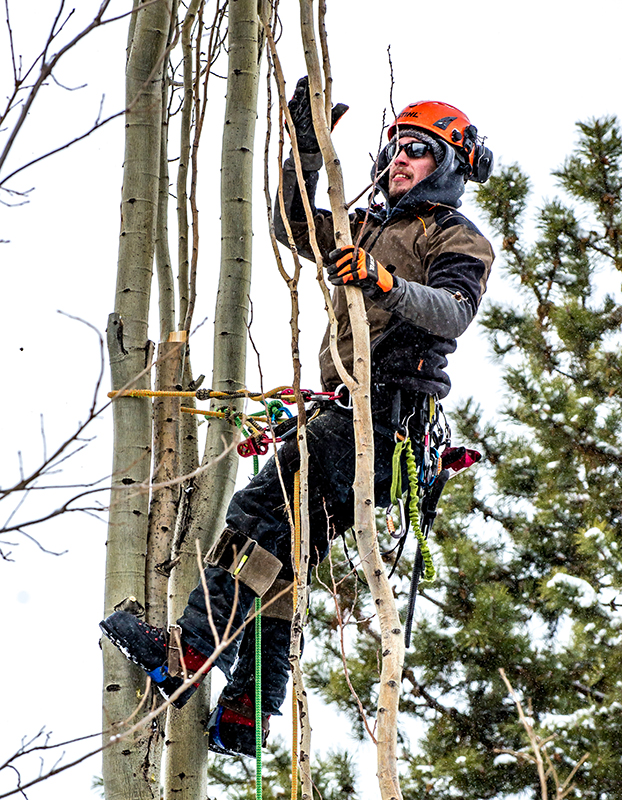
287, 76, 349, 154
325, 246, 394, 298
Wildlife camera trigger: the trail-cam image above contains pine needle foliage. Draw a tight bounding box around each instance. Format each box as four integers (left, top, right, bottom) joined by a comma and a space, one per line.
208, 741, 359, 799
299, 118, 622, 800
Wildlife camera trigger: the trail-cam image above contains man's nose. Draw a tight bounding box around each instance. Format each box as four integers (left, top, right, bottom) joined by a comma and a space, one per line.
394, 146, 409, 164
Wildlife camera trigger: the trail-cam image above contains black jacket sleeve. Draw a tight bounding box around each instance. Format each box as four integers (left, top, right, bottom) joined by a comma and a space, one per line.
274, 149, 323, 245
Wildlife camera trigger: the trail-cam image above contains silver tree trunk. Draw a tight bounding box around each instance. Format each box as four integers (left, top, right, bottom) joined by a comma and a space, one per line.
178, 0, 260, 558
103, 2, 172, 798
163, 1, 262, 798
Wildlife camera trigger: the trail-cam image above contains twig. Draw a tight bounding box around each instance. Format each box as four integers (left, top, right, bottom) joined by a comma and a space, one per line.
1, 0, 176, 191
498, 668, 590, 800
261, 6, 313, 794
315, 547, 378, 744
298, 4, 404, 798
261, 16, 350, 389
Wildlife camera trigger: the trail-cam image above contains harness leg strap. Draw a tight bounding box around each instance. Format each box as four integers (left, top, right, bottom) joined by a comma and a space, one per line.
205, 528, 282, 597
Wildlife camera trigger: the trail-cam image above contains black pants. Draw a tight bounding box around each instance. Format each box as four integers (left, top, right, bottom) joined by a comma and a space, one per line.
178, 403, 417, 715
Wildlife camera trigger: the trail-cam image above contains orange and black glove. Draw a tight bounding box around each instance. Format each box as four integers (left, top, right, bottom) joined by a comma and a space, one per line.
325, 246, 394, 299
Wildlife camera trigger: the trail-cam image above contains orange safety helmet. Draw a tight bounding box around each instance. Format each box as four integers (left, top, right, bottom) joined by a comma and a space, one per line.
387, 101, 492, 183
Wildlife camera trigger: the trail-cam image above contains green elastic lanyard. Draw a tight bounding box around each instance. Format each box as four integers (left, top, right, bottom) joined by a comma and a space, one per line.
390, 438, 407, 504
391, 437, 435, 583
255, 597, 262, 799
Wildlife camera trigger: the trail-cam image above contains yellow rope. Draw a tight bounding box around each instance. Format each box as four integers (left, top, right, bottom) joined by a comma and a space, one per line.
291, 469, 301, 800
107, 385, 293, 401
180, 406, 268, 422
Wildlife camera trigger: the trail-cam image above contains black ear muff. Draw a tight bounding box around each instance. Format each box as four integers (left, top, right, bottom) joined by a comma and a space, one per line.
470, 144, 494, 183
462, 125, 478, 155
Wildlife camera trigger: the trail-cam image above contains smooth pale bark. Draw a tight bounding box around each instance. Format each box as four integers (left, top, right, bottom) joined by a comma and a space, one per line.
146, 341, 183, 627
163, 460, 211, 800
163, 2, 261, 797
150, 1, 181, 626
161, 4, 212, 796
163, 350, 209, 800
176, 0, 202, 327
103, 2, 172, 798
144, 338, 183, 800
298, 3, 405, 799
155, 73, 176, 341
181, 0, 260, 554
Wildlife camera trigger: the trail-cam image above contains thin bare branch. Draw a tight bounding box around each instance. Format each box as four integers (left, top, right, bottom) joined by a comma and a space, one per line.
0, 0, 175, 191
315, 546, 378, 744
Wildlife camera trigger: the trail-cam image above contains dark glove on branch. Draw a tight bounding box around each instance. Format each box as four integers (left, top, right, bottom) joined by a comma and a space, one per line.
326, 246, 394, 299
287, 76, 349, 154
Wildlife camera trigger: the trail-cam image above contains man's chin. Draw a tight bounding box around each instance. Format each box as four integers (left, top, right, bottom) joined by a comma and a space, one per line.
388, 185, 410, 201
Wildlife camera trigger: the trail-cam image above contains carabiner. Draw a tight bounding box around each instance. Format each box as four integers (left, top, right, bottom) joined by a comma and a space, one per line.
386, 497, 407, 539
333, 383, 353, 410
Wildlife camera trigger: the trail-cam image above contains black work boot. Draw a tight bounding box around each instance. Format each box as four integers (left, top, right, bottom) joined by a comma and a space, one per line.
207, 692, 270, 757
100, 610, 209, 709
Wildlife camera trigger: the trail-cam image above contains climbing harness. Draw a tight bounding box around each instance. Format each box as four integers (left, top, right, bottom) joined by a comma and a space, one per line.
386, 396, 445, 645
384, 393, 481, 645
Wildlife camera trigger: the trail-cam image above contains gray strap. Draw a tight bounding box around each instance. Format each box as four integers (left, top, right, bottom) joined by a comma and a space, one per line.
378, 279, 474, 339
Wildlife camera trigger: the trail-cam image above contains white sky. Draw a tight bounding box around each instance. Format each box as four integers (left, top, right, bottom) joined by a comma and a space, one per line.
2, 0, 622, 797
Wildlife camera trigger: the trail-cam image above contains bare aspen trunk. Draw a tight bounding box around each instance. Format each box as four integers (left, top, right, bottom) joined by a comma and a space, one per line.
155, 69, 176, 342
180, 0, 261, 554
163, 479, 211, 800
149, 0, 182, 631
146, 341, 183, 627
163, 362, 210, 800
298, 3, 404, 798
176, 0, 202, 327
103, 2, 172, 798
163, 2, 261, 798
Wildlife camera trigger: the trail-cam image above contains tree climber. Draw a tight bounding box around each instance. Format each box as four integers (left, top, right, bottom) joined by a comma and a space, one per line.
100, 78, 495, 758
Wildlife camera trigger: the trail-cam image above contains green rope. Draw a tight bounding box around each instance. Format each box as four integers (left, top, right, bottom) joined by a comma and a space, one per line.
390, 439, 407, 504
255, 597, 262, 799
258, 398, 288, 421
404, 439, 435, 582
390, 436, 435, 582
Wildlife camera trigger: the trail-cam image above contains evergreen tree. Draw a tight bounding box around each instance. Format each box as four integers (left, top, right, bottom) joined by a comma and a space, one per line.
298, 117, 622, 800
209, 741, 358, 799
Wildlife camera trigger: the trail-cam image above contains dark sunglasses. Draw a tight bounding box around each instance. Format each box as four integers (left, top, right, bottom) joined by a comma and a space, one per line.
384, 141, 429, 161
